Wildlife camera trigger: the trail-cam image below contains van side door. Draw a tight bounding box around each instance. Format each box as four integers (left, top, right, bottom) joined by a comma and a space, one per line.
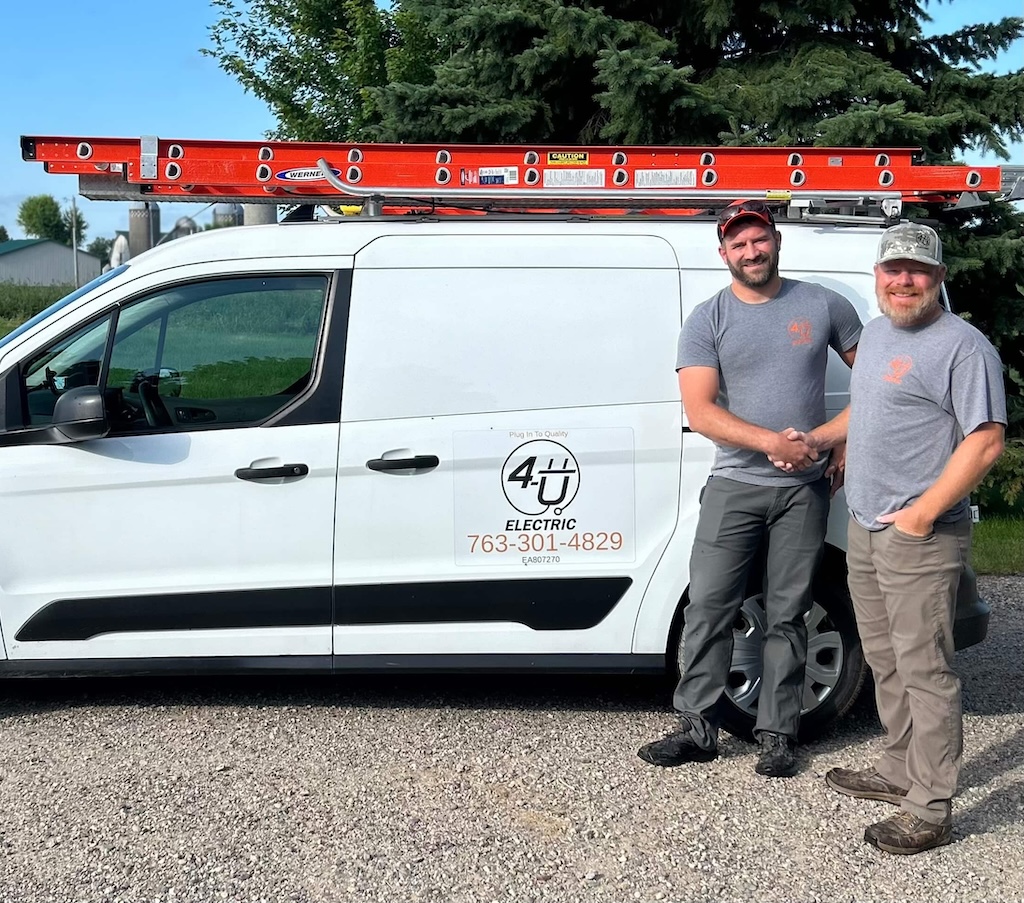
333, 233, 681, 666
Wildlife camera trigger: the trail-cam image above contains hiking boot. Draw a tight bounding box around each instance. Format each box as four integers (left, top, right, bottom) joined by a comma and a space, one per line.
754, 731, 798, 777
637, 729, 717, 767
826, 767, 908, 805
864, 811, 952, 855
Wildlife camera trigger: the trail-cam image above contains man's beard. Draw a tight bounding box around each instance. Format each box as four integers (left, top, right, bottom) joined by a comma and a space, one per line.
877, 286, 942, 327
727, 247, 779, 288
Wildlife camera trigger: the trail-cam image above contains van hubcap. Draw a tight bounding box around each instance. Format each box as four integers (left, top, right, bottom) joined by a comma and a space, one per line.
726, 595, 846, 716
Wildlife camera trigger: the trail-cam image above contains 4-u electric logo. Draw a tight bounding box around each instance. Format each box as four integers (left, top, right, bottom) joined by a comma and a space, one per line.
501, 440, 580, 517
453, 427, 634, 565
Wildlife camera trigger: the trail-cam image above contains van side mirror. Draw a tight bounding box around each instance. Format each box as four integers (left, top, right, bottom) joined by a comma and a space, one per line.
51, 385, 109, 442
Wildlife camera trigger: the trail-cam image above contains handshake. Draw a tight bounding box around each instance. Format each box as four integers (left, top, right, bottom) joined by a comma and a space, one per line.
767, 428, 846, 494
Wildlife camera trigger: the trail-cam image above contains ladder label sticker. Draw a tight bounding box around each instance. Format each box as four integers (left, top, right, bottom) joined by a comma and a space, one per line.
547, 152, 590, 165
635, 169, 698, 189
479, 166, 520, 185
275, 167, 341, 182
543, 169, 605, 188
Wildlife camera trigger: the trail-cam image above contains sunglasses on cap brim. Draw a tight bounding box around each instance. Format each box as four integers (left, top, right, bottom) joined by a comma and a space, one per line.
717, 202, 776, 240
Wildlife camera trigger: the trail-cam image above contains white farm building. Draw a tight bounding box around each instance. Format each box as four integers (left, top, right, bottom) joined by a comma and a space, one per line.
0, 239, 101, 287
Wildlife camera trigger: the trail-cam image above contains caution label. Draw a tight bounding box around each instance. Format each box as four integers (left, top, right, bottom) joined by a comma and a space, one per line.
547, 152, 590, 165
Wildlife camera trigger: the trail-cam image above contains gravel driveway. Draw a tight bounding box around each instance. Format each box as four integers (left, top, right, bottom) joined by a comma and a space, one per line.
1, 575, 1022, 903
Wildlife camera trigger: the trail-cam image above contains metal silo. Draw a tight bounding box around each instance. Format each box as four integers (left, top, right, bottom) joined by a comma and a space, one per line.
213, 203, 244, 228
128, 202, 161, 257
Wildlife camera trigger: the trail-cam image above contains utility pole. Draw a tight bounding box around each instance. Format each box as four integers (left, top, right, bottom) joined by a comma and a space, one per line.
70, 196, 80, 288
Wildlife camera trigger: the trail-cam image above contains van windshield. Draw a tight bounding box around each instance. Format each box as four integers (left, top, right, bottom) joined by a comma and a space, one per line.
0, 264, 130, 352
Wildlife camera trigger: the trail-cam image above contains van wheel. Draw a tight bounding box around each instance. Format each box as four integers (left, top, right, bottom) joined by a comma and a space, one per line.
675, 576, 867, 743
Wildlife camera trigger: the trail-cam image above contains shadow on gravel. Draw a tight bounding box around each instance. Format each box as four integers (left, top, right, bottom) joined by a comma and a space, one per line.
0, 671, 676, 719
957, 575, 1024, 717
956, 775, 1024, 836
959, 724, 1024, 792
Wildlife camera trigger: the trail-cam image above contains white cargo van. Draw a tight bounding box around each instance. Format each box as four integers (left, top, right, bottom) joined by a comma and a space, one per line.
0, 137, 995, 740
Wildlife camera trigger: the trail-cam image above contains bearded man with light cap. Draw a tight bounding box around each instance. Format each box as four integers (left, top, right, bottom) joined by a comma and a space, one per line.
796, 222, 1006, 855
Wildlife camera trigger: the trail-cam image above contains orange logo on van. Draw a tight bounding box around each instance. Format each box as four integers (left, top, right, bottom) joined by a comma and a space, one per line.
884, 356, 913, 384
789, 319, 813, 346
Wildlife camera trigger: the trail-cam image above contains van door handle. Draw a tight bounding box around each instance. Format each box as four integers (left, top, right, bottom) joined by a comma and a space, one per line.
366, 455, 440, 472
235, 463, 309, 480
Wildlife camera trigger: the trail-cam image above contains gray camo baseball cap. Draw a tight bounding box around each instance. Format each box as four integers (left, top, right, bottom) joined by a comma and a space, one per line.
876, 222, 943, 267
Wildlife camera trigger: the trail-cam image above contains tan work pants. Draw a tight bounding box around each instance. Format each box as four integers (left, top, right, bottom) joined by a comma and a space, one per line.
846, 517, 970, 825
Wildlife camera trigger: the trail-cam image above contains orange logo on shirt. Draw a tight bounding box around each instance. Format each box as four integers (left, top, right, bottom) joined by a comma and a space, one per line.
884, 356, 913, 384
789, 319, 813, 346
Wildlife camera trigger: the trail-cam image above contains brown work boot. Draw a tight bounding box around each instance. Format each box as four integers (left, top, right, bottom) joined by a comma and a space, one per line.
826, 767, 908, 804
864, 811, 952, 855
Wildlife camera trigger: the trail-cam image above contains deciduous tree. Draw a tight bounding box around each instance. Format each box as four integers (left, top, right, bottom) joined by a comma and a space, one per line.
87, 236, 113, 267
16, 195, 88, 248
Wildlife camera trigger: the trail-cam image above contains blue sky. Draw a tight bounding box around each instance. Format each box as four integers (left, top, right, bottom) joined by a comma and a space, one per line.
2, 0, 1021, 248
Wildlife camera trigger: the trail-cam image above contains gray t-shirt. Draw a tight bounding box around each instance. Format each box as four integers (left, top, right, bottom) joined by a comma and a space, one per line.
677, 278, 862, 486
845, 311, 1007, 530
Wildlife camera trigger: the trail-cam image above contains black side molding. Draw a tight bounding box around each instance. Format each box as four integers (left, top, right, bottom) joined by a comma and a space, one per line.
336, 577, 632, 631
16, 587, 333, 642
14, 577, 633, 643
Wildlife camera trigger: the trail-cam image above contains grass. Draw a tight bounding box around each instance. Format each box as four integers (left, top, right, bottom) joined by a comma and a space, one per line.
973, 516, 1024, 575
0, 282, 74, 337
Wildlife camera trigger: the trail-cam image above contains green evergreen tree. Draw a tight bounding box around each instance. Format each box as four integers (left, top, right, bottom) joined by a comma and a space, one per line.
206, 1, 1024, 431
941, 201, 1024, 435
0, 225, 9, 243
207, 2, 1021, 155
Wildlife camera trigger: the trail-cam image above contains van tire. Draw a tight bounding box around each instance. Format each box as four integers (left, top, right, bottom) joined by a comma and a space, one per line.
675, 573, 867, 744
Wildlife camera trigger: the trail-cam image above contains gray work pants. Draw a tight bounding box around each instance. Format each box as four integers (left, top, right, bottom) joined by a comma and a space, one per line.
673, 476, 830, 749
846, 517, 970, 826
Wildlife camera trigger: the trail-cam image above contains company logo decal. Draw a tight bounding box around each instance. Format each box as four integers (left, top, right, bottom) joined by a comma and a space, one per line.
883, 355, 914, 384
789, 318, 813, 346
452, 428, 635, 567
502, 439, 580, 516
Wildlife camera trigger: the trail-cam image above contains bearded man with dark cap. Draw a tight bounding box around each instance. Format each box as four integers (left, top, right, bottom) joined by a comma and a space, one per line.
638, 200, 862, 777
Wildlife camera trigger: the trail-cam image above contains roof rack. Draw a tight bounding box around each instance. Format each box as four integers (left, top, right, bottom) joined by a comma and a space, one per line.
21, 135, 1005, 219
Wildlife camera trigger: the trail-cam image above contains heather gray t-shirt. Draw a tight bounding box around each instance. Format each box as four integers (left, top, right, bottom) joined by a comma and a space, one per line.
845, 311, 1007, 530
677, 278, 862, 486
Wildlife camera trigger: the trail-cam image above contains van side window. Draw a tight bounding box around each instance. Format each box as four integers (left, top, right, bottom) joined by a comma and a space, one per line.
19, 275, 329, 432
22, 316, 112, 426
105, 275, 329, 433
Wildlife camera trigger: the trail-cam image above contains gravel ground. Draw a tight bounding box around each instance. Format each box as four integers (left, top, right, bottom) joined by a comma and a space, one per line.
1, 575, 1022, 903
